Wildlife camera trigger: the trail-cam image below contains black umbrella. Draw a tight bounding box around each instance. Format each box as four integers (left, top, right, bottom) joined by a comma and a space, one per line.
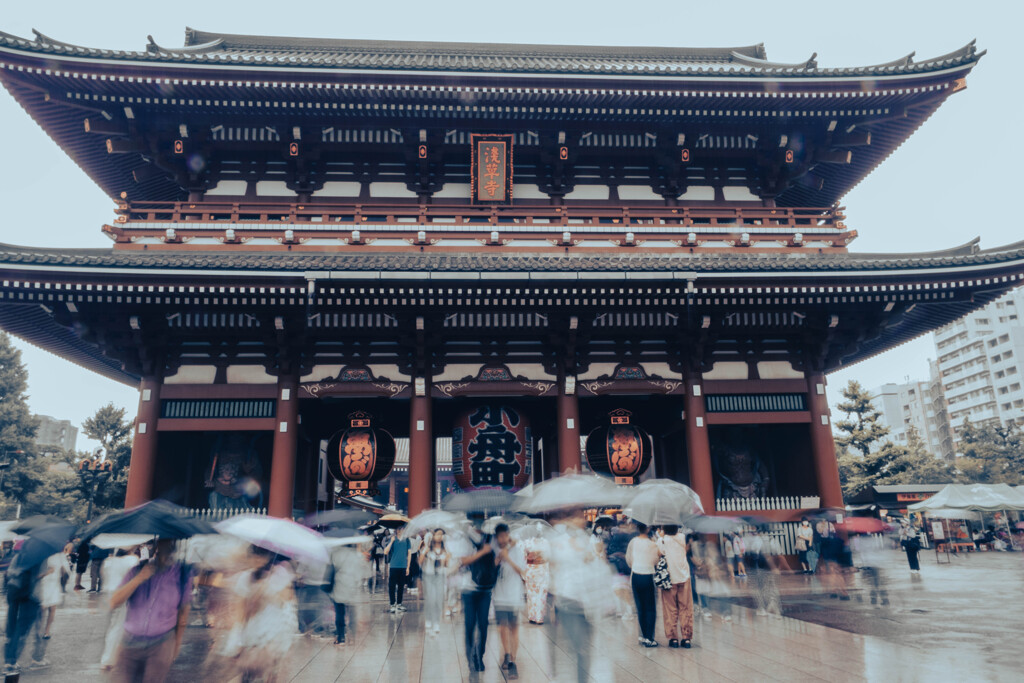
303, 509, 377, 529
10, 515, 68, 536
81, 499, 216, 541
443, 489, 516, 514
11, 522, 76, 570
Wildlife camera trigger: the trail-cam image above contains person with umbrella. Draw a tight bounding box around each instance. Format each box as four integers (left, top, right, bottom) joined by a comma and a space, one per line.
109, 537, 194, 682
457, 516, 498, 673
3, 519, 75, 675
418, 528, 452, 636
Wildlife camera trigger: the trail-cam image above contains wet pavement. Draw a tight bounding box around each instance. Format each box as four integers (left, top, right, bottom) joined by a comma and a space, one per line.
2, 546, 1019, 682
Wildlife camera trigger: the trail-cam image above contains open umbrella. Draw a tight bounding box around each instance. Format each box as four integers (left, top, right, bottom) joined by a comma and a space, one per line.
323, 527, 372, 548
91, 533, 157, 550
482, 514, 528, 534
11, 522, 76, 570
514, 474, 630, 514
82, 499, 215, 541
10, 515, 68, 535
378, 513, 410, 529
511, 519, 552, 541
623, 482, 703, 527
401, 509, 467, 540
443, 489, 516, 514
303, 509, 377, 529
687, 515, 746, 534
216, 514, 328, 565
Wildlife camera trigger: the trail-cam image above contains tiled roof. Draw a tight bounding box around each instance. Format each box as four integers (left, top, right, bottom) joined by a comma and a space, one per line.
0, 27, 983, 78
1, 239, 1023, 276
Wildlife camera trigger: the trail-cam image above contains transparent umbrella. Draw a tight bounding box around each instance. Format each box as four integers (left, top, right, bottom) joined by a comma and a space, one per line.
216, 514, 329, 566
401, 509, 467, 539
513, 474, 630, 514
624, 482, 703, 527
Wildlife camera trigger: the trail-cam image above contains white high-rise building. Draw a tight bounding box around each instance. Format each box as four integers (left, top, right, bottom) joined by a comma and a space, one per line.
933, 287, 1024, 445
870, 367, 952, 459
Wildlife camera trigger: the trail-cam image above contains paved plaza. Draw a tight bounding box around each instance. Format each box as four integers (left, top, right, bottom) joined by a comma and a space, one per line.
5, 546, 1019, 683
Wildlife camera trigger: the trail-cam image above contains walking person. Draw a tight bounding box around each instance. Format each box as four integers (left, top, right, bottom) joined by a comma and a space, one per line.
37, 551, 64, 641
3, 548, 48, 675
625, 523, 660, 647
89, 544, 110, 592
73, 539, 90, 591
109, 538, 194, 683
520, 531, 550, 624
419, 529, 450, 635
325, 542, 369, 645
747, 530, 783, 617
492, 523, 526, 679
100, 548, 141, 670
796, 518, 815, 574
658, 526, 693, 648
384, 531, 411, 612
459, 521, 497, 673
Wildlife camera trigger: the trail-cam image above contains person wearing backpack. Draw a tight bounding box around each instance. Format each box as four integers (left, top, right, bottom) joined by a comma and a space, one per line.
459, 524, 497, 673
3, 548, 47, 676
109, 538, 194, 683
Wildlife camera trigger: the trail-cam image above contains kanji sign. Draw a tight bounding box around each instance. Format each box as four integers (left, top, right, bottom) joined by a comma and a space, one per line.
471, 134, 513, 203
452, 404, 532, 491
585, 409, 653, 486
325, 411, 396, 496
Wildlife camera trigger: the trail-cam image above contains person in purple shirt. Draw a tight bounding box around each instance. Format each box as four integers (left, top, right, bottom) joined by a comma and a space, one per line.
109, 538, 193, 683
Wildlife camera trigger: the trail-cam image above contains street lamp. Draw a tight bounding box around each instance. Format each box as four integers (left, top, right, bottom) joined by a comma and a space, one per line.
78, 454, 115, 522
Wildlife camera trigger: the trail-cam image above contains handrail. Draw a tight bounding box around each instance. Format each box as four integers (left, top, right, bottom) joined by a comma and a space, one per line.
115, 200, 845, 230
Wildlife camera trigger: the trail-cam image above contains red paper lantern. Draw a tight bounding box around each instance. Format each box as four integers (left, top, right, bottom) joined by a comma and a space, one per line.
326, 411, 396, 496
585, 409, 653, 485
452, 405, 532, 491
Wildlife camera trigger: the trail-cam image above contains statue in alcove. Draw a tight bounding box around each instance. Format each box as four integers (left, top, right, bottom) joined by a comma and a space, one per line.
204, 433, 264, 510
713, 434, 770, 500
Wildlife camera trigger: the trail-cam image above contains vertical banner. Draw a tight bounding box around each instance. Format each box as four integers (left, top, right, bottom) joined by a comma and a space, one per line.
471, 134, 514, 203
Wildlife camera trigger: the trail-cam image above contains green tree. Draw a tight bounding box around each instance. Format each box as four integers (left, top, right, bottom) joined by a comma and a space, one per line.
82, 403, 133, 509
833, 380, 931, 498
956, 417, 1023, 485
0, 332, 39, 515
884, 425, 959, 485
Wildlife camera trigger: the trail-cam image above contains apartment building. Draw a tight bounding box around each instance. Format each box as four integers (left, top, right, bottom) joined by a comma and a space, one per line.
933, 287, 1024, 442
871, 364, 953, 459
34, 414, 78, 454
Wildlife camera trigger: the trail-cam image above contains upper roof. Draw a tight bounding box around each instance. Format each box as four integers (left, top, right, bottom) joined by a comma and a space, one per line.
0, 27, 983, 78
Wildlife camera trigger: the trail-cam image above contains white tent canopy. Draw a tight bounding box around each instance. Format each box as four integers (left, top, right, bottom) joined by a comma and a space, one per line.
908, 483, 1024, 512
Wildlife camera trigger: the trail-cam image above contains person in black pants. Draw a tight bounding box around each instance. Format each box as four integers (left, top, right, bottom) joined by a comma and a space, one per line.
901, 525, 922, 572
384, 532, 411, 612
460, 526, 497, 672
626, 523, 659, 647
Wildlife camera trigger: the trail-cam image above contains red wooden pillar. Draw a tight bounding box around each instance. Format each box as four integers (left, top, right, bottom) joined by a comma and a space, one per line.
268, 375, 299, 518
807, 372, 844, 508
407, 380, 434, 516
683, 366, 715, 513
124, 375, 162, 508
557, 376, 581, 474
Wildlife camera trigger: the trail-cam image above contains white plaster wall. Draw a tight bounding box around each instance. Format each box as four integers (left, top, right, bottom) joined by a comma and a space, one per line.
163, 366, 217, 384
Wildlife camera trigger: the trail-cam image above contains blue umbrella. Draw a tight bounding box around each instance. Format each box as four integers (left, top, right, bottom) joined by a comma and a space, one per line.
11, 522, 75, 570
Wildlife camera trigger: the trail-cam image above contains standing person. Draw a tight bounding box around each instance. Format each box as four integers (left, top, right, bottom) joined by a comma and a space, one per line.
492, 523, 526, 679
406, 530, 423, 597
520, 531, 550, 624
625, 523, 660, 648
3, 547, 48, 675
73, 539, 90, 591
89, 544, 110, 593
325, 542, 369, 645
109, 538, 194, 683
605, 520, 637, 620
746, 530, 783, 617
730, 533, 747, 578
901, 523, 922, 572
220, 546, 297, 682
459, 520, 497, 673
657, 526, 693, 648
796, 518, 815, 574
100, 549, 141, 670
419, 529, 450, 635
384, 531, 411, 613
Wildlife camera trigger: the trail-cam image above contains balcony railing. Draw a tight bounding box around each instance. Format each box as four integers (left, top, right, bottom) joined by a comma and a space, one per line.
107, 201, 854, 249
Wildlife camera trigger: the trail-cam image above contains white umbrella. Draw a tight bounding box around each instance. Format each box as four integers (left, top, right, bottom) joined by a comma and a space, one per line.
400, 509, 467, 540
91, 533, 155, 550
624, 481, 704, 526
514, 473, 630, 514
511, 519, 552, 541
216, 514, 329, 566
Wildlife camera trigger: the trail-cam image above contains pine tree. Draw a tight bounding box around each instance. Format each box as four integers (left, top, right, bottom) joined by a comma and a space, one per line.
834, 381, 890, 457
834, 380, 915, 498
957, 417, 1023, 485
0, 332, 39, 512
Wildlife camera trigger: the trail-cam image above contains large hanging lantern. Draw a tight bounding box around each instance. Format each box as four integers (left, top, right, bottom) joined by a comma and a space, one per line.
452, 405, 532, 491
326, 411, 396, 496
585, 408, 653, 485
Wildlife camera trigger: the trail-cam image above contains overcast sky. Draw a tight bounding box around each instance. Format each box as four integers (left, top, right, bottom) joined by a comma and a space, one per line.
1, 1, 1019, 450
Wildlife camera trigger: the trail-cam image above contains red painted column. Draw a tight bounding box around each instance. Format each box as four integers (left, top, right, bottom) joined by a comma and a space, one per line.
683, 366, 715, 513
407, 380, 434, 517
268, 374, 299, 518
124, 375, 162, 508
557, 376, 581, 474
807, 372, 844, 509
